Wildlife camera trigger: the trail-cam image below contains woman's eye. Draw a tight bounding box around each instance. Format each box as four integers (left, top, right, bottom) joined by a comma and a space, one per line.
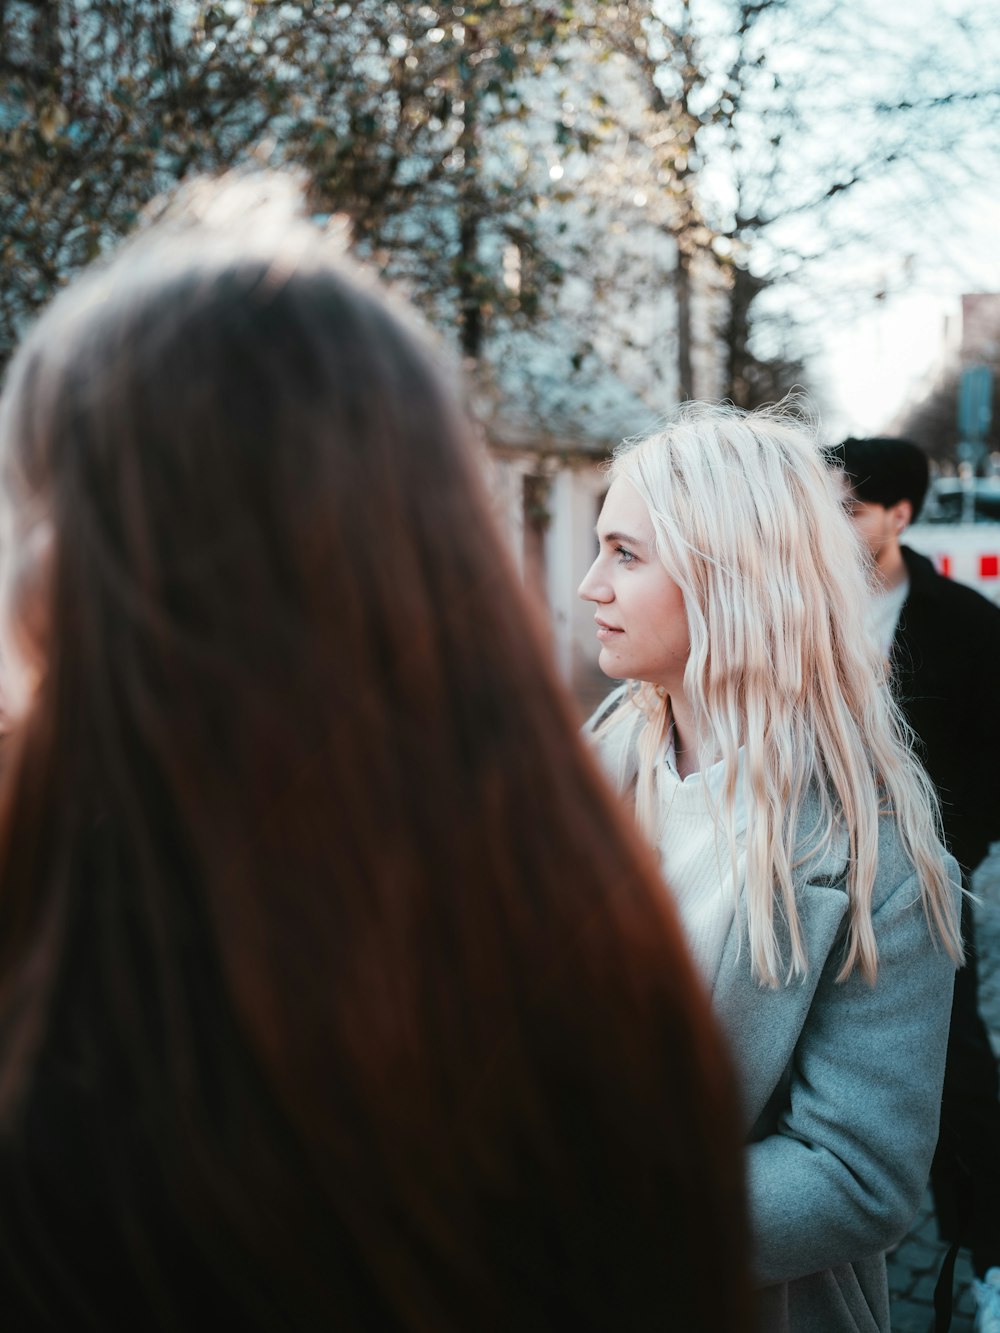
615, 545, 636, 566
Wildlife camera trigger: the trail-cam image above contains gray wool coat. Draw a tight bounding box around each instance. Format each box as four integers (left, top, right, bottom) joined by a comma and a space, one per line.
727, 803, 959, 1333
589, 700, 960, 1333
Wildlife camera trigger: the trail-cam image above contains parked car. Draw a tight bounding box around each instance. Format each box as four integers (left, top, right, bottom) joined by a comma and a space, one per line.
907, 478, 1000, 605
920, 477, 1000, 525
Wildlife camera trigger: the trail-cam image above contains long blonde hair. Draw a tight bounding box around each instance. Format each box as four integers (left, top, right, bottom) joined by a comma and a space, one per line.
595, 401, 961, 986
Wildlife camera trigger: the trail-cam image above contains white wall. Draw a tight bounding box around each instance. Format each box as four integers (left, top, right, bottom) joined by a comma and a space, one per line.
486, 449, 610, 693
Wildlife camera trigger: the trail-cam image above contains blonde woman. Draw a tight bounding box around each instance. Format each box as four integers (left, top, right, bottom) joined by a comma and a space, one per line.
579, 402, 963, 1333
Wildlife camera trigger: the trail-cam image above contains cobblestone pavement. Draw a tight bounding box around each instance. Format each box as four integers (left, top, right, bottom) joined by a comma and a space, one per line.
886, 843, 1000, 1332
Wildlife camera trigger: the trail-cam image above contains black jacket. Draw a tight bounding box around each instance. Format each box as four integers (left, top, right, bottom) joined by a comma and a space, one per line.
894, 545, 1000, 875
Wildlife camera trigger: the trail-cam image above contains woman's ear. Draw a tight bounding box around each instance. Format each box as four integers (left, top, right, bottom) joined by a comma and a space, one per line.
0, 514, 53, 721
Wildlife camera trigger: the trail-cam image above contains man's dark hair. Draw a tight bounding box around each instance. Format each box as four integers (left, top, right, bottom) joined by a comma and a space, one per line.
826, 436, 930, 517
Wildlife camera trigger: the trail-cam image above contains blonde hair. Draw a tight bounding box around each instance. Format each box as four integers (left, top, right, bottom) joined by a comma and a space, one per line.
595, 400, 961, 986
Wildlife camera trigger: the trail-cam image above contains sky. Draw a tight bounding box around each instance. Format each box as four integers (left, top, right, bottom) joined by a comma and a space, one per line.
693, 0, 1000, 441
819, 296, 952, 438
817, 187, 1000, 439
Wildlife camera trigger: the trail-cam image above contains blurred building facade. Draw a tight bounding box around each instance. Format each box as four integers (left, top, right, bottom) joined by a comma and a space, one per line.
887, 293, 1000, 607
475, 36, 726, 710
892, 292, 1000, 468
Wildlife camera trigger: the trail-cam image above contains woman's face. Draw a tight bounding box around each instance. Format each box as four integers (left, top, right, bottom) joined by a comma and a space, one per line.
578, 476, 690, 693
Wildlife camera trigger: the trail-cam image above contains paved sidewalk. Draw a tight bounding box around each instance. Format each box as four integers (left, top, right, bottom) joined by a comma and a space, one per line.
886, 844, 1000, 1331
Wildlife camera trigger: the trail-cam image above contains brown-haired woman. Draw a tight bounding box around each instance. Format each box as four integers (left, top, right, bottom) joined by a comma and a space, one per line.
0, 174, 750, 1332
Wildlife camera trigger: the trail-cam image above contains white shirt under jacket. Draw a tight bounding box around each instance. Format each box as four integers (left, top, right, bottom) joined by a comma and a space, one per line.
657, 727, 747, 988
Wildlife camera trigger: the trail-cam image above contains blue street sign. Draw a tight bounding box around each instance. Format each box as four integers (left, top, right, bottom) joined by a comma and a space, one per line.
958, 364, 993, 442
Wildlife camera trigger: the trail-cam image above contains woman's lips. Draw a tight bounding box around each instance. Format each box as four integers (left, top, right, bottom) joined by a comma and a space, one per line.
595, 618, 623, 640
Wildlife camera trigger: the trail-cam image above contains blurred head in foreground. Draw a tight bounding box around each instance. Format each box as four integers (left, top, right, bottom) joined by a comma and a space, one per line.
0, 174, 750, 1331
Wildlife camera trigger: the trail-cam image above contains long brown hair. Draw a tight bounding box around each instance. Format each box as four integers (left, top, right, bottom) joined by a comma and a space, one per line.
0, 174, 750, 1330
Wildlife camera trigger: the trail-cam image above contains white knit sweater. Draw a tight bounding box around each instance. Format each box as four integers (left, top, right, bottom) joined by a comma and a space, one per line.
656, 732, 747, 989
587, 692, 748, 988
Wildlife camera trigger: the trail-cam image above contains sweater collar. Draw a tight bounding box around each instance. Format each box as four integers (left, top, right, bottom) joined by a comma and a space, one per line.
662, 725, 749, 836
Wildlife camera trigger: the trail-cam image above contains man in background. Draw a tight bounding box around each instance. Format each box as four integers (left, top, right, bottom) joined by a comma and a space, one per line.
831, 436, 1000, 1332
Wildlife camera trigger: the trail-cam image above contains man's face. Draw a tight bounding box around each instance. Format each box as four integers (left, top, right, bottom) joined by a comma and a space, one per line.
841, 483, 913, 576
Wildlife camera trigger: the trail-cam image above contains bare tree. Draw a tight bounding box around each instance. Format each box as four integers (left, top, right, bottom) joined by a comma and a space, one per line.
0, 0, 294, 360
591, 0, 1000, 405
0, 1, 577, 369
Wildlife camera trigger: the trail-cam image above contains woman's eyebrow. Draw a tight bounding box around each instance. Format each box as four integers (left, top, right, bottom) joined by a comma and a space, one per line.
597, 529, 645, 547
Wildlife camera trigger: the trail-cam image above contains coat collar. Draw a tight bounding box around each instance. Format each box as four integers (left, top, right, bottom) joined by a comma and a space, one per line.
590, 706, 855, 1129
900, 543, 942, 602
711, 790, 850, 1131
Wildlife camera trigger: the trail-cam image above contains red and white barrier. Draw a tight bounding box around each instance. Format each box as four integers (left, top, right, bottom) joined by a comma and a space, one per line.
906, 524, 1000, 605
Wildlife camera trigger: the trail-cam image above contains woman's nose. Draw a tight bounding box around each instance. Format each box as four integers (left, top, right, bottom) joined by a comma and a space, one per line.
578, 559, 612, 604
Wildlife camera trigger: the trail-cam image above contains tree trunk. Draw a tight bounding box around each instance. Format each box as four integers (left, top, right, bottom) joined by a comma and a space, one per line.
458, 208, 482, 360
676, 245, 694, 400
31, 0, 62, 75
455, 22, 484, 362
722, 264, 765, 407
